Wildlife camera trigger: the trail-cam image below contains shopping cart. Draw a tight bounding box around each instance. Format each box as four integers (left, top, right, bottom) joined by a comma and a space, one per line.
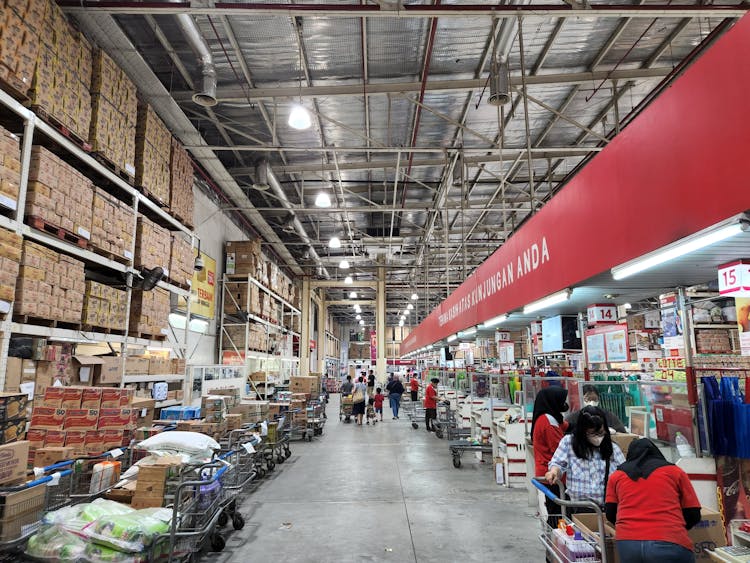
69, 450, 127, 503
340, 394, 353, 422
531, 478, 608, 563
408, 403, 426, 430
307, 402, 325, 437
289, 408, 311, 442
435, 402, 468, 440
448, 439, 493, 468
263, 416, 292, 470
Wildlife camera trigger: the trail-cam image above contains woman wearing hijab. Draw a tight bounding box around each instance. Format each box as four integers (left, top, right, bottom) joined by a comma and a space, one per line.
531, 387, 569, 527
605, 438, 701, 562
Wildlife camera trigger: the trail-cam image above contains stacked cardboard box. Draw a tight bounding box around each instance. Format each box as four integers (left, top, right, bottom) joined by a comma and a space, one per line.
30, 1, 92, 141
15, 241, 85, 322
82, 281, 127, 330
0, 227, 22, 303
90, 49, 137, 178
169, 234, 193, 287
224, 240, 262, 276
290, 375, 321, 396
135, 102, 170, 206
230, 400, 268, 423
0, 0, 43, 96
90, 187, 135, 260
26, 146, 93, 240
147, 356, 171, 375
134, 215, 170, 273
171, 358, 186, 375
223, 281, 262, 317
131, 455, 182, 509
169, 138, 194, 226
129, 287, 170, 337
201, 395, 228, 423
0, 126, 20, 208
0, 393, 28, 445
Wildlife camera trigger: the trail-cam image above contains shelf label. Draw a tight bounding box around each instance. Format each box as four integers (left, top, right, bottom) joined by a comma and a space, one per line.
0, 194, 17, 211
125, 163, 136, 177
76, 227, 91, 240
718, 260, 750, 297
124, 250, 133, 260
587, 303, 617, 325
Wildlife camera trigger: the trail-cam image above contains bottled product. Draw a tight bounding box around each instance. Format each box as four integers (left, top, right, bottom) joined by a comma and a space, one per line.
675, 432, 696, 458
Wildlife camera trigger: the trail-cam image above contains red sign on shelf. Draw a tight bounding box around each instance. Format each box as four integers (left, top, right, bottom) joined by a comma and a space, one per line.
587, 304, 617, 325
718, 260, 750, 297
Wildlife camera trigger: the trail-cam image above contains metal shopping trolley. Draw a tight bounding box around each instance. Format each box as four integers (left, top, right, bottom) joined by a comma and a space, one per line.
531, 478, 609, 563
340, 394, 353, 422
448, 439, 493, 468
435, 401, 469, 440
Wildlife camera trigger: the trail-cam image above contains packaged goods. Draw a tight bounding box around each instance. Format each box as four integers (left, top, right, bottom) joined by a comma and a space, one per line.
82, 507, 171, 553
25, 524, 87, 562
169, 138, 194, 226
138, 431, 218, 456
0, 441, 29, 484
84, 542, 150, 563
90, 460, 121, 494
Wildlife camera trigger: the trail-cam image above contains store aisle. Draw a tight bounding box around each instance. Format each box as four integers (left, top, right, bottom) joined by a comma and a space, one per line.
203, 395, 543, 562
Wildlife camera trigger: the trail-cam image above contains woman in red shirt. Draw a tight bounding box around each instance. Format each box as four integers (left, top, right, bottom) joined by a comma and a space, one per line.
410, 376, 420, 402
605, 438, 701, 562
424, 377, 439, 432
531, 387, 569, 528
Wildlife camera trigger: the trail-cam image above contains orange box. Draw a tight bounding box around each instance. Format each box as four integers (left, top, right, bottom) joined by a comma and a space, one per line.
61, 387, 83, 409
101, 429, 123, 450
85, 430, 104, 454
44, 430, 66, 448
64, 430, 86, 454
100, 388, 133, 409
30, 407, 65, 429
40, 387, 64, 408
97, 408, 133, 430
81, 388, 102, 409
63, 409, 99, 430
26, 428, 46, 449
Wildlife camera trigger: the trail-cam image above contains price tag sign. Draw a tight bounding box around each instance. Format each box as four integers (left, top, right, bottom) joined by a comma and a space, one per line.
587, 304, 617, 325
496, 331, 511, 342
718, 260, 750, 297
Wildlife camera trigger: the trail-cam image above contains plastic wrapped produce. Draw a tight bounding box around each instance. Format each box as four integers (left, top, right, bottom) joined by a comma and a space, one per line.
83, 508, 171, 553
83, 542, 149, 563
25, 525, 87, 562
79, 499, 135, 523
42, 499, 134, 533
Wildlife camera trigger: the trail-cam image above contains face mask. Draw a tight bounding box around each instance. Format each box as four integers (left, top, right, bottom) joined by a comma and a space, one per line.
584, 400, 599, 408
588, 435, 604, 447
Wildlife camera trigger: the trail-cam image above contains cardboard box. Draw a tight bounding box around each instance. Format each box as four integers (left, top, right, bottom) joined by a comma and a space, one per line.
3, 358, 35, 393
131, 398, 155, 427
63, 409, 99, 430
0, 419, 26, 445
32, 446, 75, 468
64, 430, 86, 455
97, 408, 134, 430
101, 430, 124, 450
40, 387, 64, 409
26, 428, 46, 449
573, 513, 618, 563
0, 441, 29, 485
0, 393, 28, 421
94, 357, 122, 385
81, 388, 102, 409
225, 413, 243, 431
147, 357, 171, 375
44, 430, 66, 448
85, 430, 105, 454
611, 433, 640, 458
30, 407, 65, 429
71, 356, 106, 385
135, 455, 182, 500
124, 356, 149, 375
133, 426, 163, 442
131, 496, 164, 509
60, 387, 83, 409
100, 388, 133, 409
106, 480, 136, 504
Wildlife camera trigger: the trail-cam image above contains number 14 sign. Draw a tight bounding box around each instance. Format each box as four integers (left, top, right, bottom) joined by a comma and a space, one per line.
587, 304, 617, 325
718, 260, 750, 297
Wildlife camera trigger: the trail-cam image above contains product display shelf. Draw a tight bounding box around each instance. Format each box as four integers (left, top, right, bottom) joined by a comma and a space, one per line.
0, 86, 196, 392
154, 399, 181, 409
492, 418, 528, 487
122, 373, 186, 384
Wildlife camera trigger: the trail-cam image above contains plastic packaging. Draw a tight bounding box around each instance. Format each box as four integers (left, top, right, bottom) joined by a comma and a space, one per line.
25, 525, 87, 562
138, 431, 219, 455
675, 432, 696, 458
83, 508, 171, 553
80, 499, 135, 522
83, 542, 150, 563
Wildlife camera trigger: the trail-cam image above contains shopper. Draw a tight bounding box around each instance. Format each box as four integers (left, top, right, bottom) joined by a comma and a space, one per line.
545, 406, 625, 510
531, 387, 569, 526
424, 377, 439, 432
410, 375, 420, 402
567, 385, 626, 433
373, 387, 385, 421
605, 438, 701, 563
367, 370, 376, 396
341, 375, 354, 396
352, 376, 367, 426
386, 374, 404, 419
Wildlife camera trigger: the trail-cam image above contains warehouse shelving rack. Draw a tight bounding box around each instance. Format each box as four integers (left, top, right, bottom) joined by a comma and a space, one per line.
219, 273, 301, 399
0, 87, 195, 397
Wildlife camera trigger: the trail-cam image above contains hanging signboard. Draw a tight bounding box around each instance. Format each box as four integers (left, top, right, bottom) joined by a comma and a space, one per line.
736, 297, 750, 355
660, 293, 684, 352
177, 251, 216, 319
584, 324, 630, 364
496, 331, 511, 342
718, 260, 750, 297
587, 304, 617, 325
370, 332, 377, 362
498, 342, 515, 364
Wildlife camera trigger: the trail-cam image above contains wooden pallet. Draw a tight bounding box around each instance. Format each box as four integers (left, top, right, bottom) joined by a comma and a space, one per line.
88, 243, 131, 265
92, 152, 135, 185
129, 331, 166, 341
81, 325, 126, 336
27, 215, 87, 249
137, 186, 169, 209
28, 105, 92, 151
167, 207, 194, 230
13, 315, 56, 327
164, 277, 190, 291
0, 67, 29, 103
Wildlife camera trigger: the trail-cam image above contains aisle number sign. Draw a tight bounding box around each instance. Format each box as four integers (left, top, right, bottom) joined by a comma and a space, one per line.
718, 260, 750, 297
587, 304, 617, 325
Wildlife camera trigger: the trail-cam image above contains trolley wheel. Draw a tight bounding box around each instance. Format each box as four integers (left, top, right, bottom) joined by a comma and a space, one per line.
267, 460, 276, 471
411, 422, 418, 429
232, 514, 245, 530
277, 455, 285, 464
306, 433, 312, 442
284, 447, 291, 459
452, 455, 462, 468
257, 467, 266, 478
339, 415, 343, 420
435, 430, 444, 439
218, 511, 229, 527
210, 533, 226, 552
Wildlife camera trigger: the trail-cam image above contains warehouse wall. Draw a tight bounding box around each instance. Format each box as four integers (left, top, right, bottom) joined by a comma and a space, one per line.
170, 186, 246, 366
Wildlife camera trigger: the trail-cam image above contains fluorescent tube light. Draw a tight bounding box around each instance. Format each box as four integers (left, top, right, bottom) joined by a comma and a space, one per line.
611, 222, 746, 280
523, 289, 572, 315
480, 314, 508, 329
447, 334, 457, 343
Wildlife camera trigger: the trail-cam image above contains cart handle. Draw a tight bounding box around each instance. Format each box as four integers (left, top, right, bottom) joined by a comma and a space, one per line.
41, 460, 75, 472
27, 469, 73, 488
531, 477, 559, 501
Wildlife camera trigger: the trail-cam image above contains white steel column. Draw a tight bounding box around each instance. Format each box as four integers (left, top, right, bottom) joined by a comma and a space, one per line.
376, 265, 386, 382
300, 277, 311, 376
317, 291, 327, 375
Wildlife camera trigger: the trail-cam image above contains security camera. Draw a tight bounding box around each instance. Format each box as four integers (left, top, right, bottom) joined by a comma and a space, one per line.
194, 255, 205, 272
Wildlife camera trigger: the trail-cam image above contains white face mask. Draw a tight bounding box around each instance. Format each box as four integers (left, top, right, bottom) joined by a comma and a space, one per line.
588, 435, 604, 447
584, 400, 599, 408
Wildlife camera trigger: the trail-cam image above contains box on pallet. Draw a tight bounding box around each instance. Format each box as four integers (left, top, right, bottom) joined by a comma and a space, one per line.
135, 102, 171, 206
160, 405, 200, 421
90, 187, 134, 260
169, 138, 194, 226
129, 288, 170, 337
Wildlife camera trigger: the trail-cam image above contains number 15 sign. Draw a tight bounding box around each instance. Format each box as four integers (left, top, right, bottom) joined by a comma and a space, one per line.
718, 260, 750, 297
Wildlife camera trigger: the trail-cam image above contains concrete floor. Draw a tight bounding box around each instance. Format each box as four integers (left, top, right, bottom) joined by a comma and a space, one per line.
202, 395, 543, 562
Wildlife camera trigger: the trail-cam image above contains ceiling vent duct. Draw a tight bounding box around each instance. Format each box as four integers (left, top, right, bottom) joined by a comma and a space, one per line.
488, 58, 511, 106
252, 161, 270, 191
174, 14, 217, 107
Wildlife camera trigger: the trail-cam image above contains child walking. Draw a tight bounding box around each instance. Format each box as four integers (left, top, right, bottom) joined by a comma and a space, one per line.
373, 387, 385, 422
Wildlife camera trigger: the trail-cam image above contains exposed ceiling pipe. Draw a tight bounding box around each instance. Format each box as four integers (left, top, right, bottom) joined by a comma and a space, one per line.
171, 8, 217, 106
260, 160, 330, 279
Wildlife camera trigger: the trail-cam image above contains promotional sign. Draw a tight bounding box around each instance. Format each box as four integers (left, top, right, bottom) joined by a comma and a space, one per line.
718, 260, 750, 297
402, 15, 750, 355
660, 293, 684, 352
177, 251, 216, 319
654, 357, 687, 381
587, 304, 617, 325
584, 324, 629, 364
735, 297, 750, 355
370, 333, 377, 362
498, 342, 515, 364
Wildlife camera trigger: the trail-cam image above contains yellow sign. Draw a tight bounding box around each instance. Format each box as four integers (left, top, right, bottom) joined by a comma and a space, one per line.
177, 251, 216, 319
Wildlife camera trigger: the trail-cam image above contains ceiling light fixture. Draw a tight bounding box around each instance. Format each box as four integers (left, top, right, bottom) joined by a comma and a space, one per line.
359, 319, 365, 326
355, 314, 361, 320
523, 289, 572, 315
404, 310, 410, 316
339, 259, 350, 269
349, 291, 357, 299
315, 192, 332, 208
411, 293, 418, 300
328, 236, 341, 249
479, 314, 508, 329
399, 320, 404, 327
611, 220, 748, 280
407, 304, 413, 310
288, 104, 312, 130
459, 327, 476, 337
354, 305, 361, 312
344, 275, 353, 284
623, 303, 632, 310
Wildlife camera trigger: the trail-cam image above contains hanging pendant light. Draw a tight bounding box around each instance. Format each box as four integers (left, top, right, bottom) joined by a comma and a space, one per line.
328, 236, 341, 249
407, 304, 413, 310
411, 293, 418, 300
288, 104, 312, 130
349, 291, 357, 299
315, 192, 332, 208
339, 259, 350, 269
344, 275, 353, 284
